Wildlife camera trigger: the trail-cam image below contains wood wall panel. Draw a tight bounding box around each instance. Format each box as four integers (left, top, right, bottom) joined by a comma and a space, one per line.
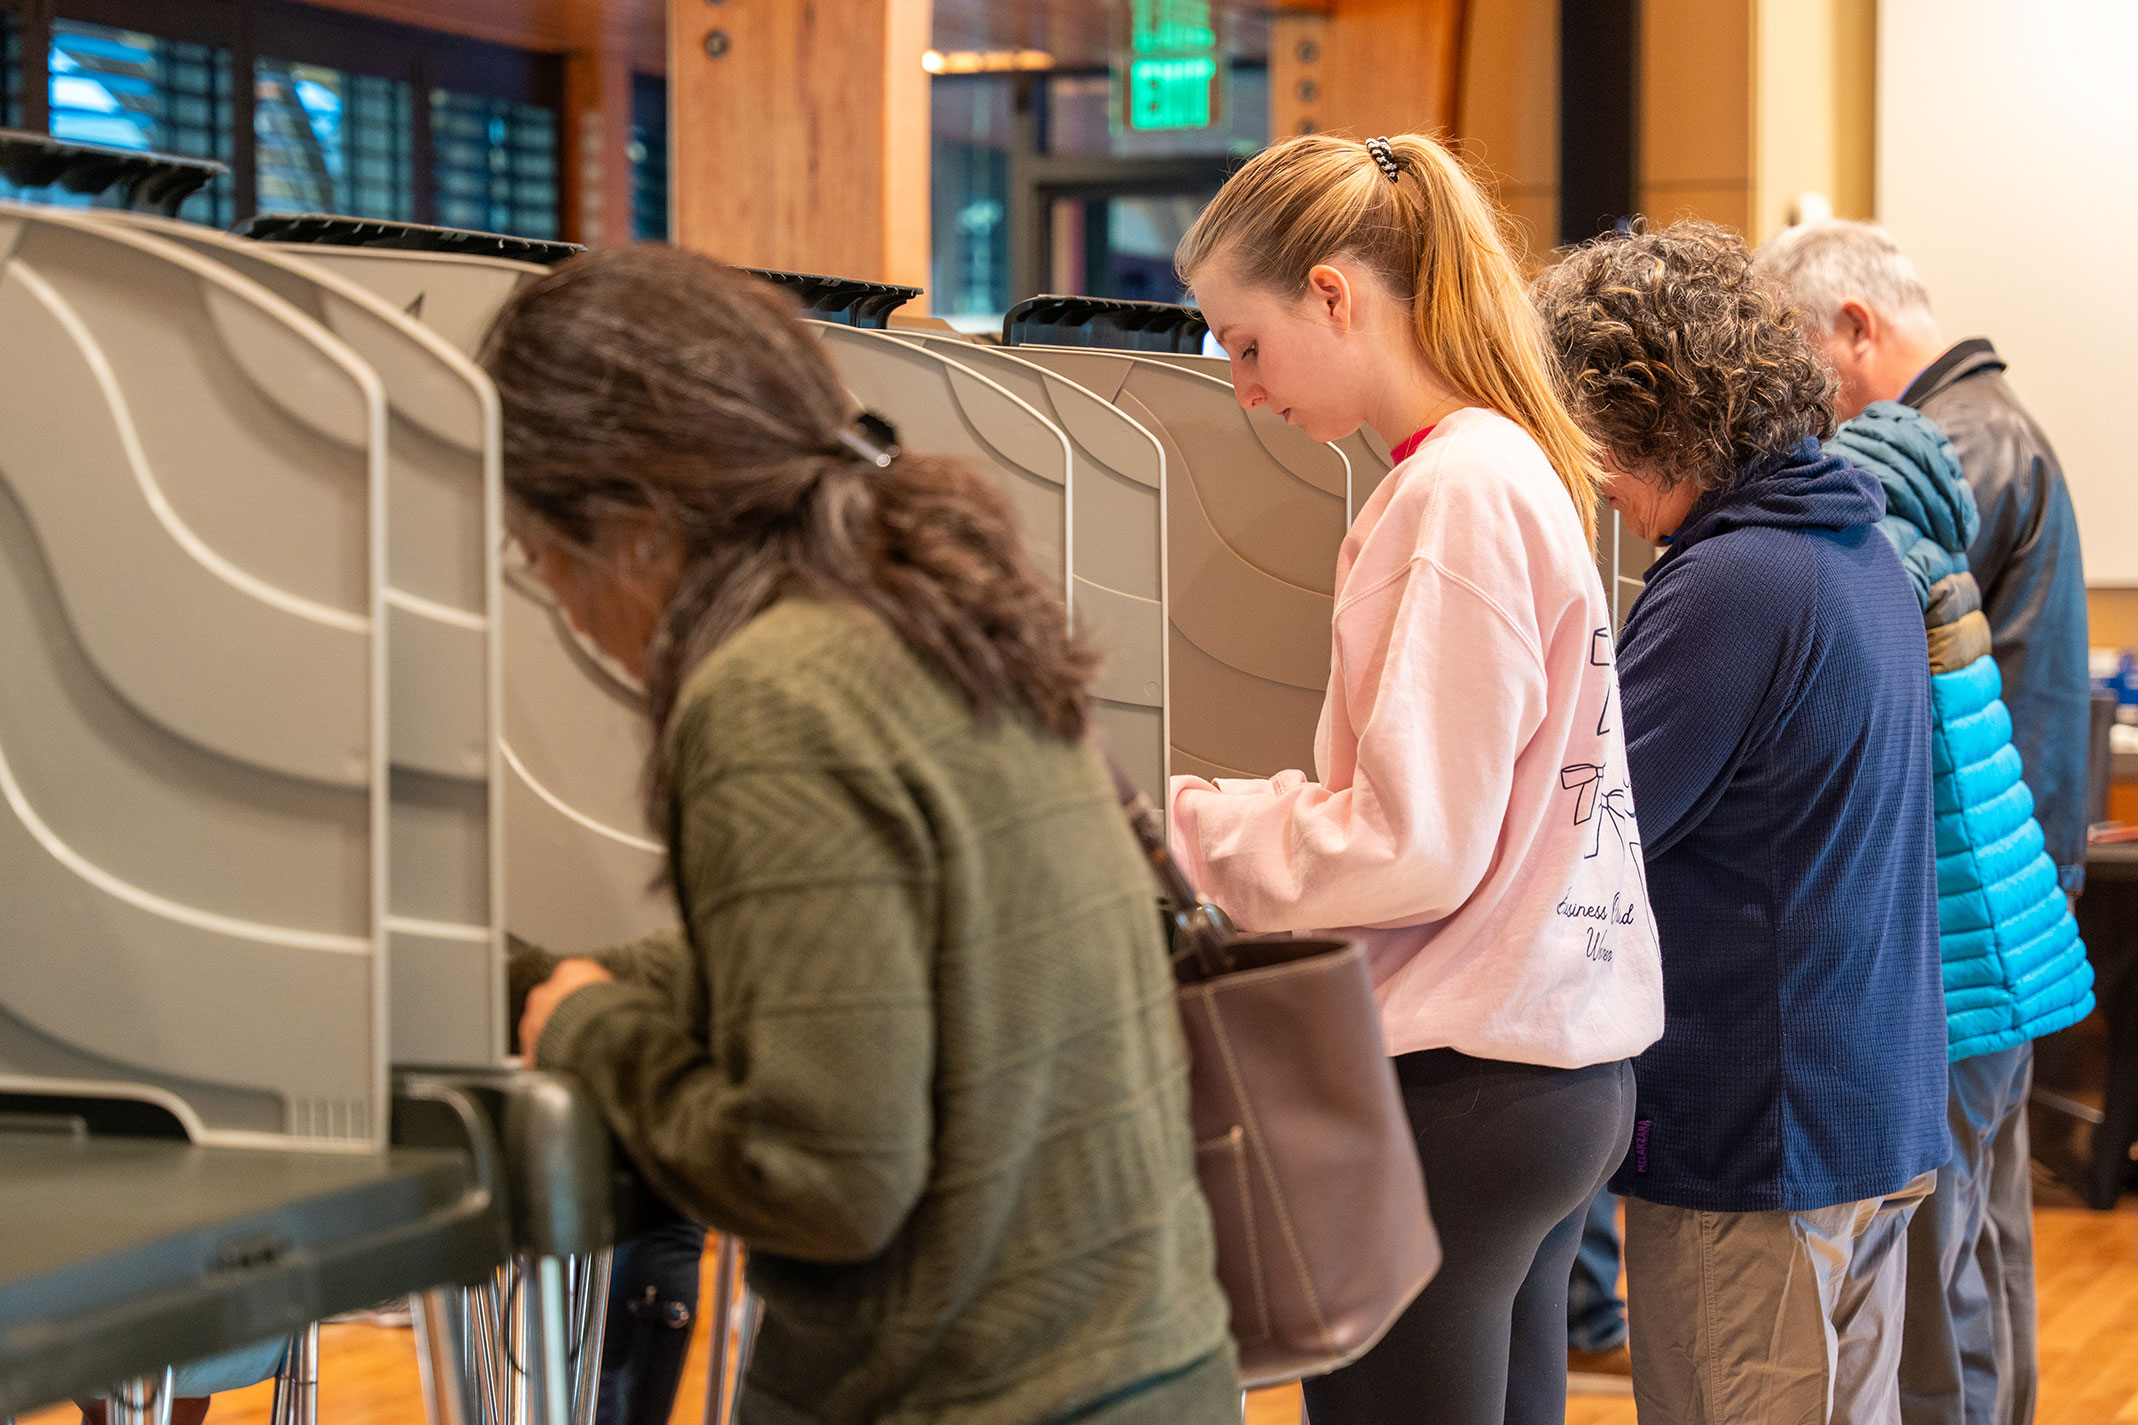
1632, 0, 1877, 242
561, 0, 638, 247
1638, 184, 1752, 235
1638, 0, 1751, 229
292, 0, 666, 70
670, 0, 932, 299
290, 0, 573, 50
1827, 0, 1877, 222
1457, 0, 1555, 261
1751, 0, 1875, 240
2091, 589, 2138, 650
1267, 12, 1325, 141
1312, 0, 1467, 140
1273, 0, 1535, 257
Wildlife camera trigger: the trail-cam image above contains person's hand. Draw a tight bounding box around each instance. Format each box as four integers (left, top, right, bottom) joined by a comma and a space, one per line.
519, 958, 616, 1061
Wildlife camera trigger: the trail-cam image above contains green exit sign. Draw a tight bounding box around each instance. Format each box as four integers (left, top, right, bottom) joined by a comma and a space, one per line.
1121, 0, 1220, 132
1132, 0, 1216, 54
1128, 56, 1218, 130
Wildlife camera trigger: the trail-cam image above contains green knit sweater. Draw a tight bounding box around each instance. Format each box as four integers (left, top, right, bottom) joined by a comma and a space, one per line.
528, 598, 1235, 1425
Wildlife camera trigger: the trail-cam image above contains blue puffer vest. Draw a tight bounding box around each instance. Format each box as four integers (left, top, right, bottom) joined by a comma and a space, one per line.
1828, 403, 2095, 1061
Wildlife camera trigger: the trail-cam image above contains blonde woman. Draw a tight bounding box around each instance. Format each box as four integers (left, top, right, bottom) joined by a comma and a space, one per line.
1168, 134, 1664, 1424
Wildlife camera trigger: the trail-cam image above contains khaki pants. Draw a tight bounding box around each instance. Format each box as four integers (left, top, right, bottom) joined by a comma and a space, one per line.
1625, 1172, 1938, 1425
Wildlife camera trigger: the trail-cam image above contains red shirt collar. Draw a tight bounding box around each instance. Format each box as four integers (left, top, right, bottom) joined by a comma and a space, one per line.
1389, 424, 1437, 464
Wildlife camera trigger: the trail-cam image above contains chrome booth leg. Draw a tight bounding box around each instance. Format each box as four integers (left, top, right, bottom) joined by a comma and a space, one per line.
268, 1322, 319, 1425
105, 1369, 175, 1425
414, 1286, 486, 1425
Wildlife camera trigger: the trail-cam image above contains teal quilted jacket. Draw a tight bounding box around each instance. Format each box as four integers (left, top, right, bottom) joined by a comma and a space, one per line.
1828, 403, 2094, 1061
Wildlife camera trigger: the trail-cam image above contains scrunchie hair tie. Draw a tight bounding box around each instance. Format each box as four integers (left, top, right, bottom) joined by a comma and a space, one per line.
1365, 136, 1401, 184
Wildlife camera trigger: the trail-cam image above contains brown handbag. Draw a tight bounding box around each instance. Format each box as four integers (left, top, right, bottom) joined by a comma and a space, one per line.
1108, 762, 1441, 1389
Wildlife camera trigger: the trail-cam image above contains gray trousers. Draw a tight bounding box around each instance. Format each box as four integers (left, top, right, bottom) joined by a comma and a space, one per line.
1898, 1042, 2038, 1425
1624, 1171, 1938, 1425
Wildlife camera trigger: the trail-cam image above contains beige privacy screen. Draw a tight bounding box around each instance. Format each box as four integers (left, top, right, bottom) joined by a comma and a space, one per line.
834, 326, 1170, 806
283, 243, 674, 964
0, 202, 388, 1145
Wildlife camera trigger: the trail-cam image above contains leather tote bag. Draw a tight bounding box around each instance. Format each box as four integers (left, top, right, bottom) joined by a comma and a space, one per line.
1108, 762, 1440, 1388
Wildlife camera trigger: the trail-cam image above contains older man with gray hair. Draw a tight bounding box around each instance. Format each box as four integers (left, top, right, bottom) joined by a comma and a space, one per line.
1758, 220, 2090, 1425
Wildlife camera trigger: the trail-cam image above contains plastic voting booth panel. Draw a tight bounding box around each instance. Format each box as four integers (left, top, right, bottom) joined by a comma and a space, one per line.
0, 126, 224, 216
743, 269, 922, 328
237, 215, 575, 359
1006, 347, 1356, 783
494, 576, 670, 954
0, 202, 389, 1146
95, 211, 509, 1067
249, 245, 545, 359
1133, 348, 1398, 517
247, 233, 674, 960
888, 331, 1170, 806
1002, 294, 1212, 356
808, 323, 1071, 595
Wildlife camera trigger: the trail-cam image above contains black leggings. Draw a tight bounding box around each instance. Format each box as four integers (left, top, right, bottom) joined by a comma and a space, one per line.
1301, 1051, 1635, 1425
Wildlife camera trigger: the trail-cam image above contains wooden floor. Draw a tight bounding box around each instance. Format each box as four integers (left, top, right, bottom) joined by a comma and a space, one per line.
21, 1202, 2138, 1425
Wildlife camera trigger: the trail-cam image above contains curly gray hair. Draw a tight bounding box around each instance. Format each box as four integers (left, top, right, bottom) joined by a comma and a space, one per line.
1532, 221, 1838, 493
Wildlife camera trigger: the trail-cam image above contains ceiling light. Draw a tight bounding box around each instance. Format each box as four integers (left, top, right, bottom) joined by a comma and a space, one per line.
924, 49, 1056, 74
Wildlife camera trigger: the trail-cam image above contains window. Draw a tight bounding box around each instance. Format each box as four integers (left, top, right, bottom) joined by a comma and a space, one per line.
3, 14, 21, 128
931, 74, 1014, 322
630, 72, 666, 242
431, 89, 558, 240
14, 18, 237, 226
0, 4, 566, 240
254, 60, 414, 220
1103, 195, 1203, 301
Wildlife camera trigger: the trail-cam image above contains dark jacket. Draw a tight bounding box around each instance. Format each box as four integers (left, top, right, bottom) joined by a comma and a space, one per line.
1829, 403, 2094, 1061
1610, 439, 1950, 1213
1903, 340, 2091, 887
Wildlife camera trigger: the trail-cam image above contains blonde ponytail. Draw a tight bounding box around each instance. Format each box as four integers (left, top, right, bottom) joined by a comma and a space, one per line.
1177, 133, 1600, 546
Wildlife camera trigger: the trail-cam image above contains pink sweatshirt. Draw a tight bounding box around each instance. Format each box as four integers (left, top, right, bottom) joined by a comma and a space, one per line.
1169, 407, 1664, 1068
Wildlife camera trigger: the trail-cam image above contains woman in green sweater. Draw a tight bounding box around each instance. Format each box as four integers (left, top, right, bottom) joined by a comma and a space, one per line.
487, 247, 1237, 1425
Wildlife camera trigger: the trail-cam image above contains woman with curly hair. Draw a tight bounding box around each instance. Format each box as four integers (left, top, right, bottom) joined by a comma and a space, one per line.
1170, 133, 1663, 1425
1533, 222, 1948, 1423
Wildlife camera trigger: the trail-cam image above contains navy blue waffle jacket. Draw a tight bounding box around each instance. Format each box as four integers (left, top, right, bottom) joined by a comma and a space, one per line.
1608, 438, 1951, 1213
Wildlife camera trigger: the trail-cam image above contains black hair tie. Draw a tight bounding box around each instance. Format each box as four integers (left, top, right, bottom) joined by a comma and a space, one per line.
837, 411, 901, 469
1365, 136, 1401, 184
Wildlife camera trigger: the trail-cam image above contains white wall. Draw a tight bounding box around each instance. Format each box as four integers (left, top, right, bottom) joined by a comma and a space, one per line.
1877, 0, 2138, 583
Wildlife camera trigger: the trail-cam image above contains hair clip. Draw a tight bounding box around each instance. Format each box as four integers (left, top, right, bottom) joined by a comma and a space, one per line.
1365, 136, 1401, 184
838, 411, 901, 469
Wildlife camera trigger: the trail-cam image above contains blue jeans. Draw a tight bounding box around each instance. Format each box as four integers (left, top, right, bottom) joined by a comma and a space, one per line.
596, 1220, 708, 1425
1567, 1189, 1626, 1352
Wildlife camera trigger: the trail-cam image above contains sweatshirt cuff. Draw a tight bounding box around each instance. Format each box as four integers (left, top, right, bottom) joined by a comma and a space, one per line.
533, 979, 668, 1075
